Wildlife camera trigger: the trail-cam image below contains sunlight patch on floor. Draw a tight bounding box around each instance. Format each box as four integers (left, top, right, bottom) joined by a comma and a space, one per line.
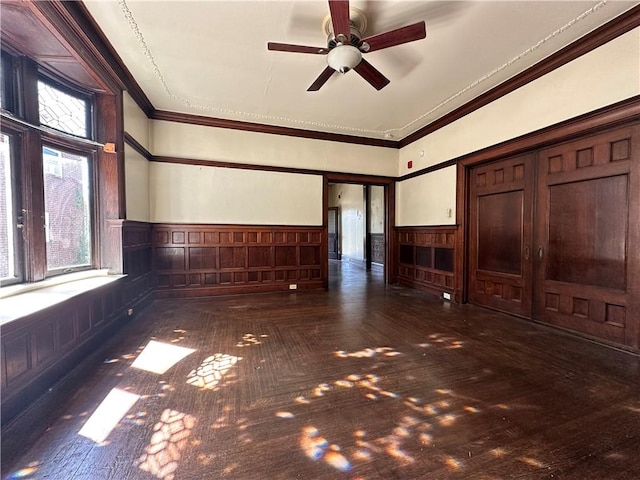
131, 341, 196, 374
334, 346, 401, 358
518, 456, 547, 468
418, 333, 465, 350
186, 353, 241, 390
443, 455, 463, 471
137, 409, 196, 480
78, 388, 140, 444
236, 333, 267, 347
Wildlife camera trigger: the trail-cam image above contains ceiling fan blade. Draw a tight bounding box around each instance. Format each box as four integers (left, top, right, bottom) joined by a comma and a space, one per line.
328, 0, 351, 42
362, 21, 426, 52
353, 59, 390, 90
267, 42, 329, 55
308, 66, 336, 91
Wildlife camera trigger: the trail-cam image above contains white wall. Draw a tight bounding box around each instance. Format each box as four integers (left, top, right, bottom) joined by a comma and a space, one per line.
123, 92, 151, 221
396, 28, 640, 226
150, 163, 323, 225
125, 29, 640, 228
146, 120, 396, 226
370, 185, 384, 234
123, 145, 150, 222
123, 92, 150, 149
152, 120, 397, 177
329, 184, 365, 261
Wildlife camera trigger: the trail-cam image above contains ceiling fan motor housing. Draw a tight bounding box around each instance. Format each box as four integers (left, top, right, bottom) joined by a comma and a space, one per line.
327, 45, 362, 73
326, 25, 363, 49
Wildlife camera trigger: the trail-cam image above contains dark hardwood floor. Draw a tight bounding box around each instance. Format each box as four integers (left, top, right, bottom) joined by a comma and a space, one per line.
3, 260, 640, 479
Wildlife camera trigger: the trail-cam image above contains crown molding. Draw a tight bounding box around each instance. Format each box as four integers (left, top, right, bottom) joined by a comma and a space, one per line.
70, 1, 640, 148
398, 3, 640, 148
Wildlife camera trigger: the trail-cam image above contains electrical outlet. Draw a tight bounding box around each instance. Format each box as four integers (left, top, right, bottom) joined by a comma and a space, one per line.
289, 284, 298, 290
442, 292, 451, 301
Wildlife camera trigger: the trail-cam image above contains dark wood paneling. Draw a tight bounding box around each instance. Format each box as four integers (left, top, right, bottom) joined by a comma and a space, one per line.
3, 335, 30, 385
371, 233, 384, 264
153, 224, 324, 297
0, 1, 105, 91
547, 175, 627, 290
461, 121, 639, 351
477, 191, 523, 275
534, 125, 640, 349
396, 226, 457, 298
457, 97, 640, 310
468, 154, 535, 318
124, 222, 154, 312
112, 220, 155, 314
1, 277, 129, 425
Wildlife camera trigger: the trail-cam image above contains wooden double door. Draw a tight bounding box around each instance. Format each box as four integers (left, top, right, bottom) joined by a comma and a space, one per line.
469, 125, 639, 349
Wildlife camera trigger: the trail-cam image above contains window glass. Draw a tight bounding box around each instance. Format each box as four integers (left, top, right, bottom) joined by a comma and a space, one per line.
0, 55, 6, 110
43, 146, 92, 271
1, 133, 17, 281
38, 80, 89, 138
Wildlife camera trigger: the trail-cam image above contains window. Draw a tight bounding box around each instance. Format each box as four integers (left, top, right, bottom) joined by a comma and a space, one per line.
0, 132, 20, 283
0, 50, 113, 286
42, 146, 92, 272
0, 52, 13, 112
38, 79, 90, 138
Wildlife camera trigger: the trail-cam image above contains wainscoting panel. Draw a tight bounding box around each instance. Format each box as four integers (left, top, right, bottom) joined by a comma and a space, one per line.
371, 233, 385, 264
396, 226, 457, 298
111, 220, 155, 312
1, 221, 155, 425
1, 278, 128, 425
153, 224, 325, 298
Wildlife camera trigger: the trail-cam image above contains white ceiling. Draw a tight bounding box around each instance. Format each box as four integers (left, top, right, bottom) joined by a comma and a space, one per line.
83, 0, 638, 141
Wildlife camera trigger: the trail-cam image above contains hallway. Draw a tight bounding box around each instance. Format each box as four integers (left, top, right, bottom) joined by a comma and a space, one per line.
3, 261, 640, 479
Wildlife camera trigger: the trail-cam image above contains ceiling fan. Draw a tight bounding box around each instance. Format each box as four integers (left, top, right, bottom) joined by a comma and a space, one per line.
267, 0, 426, 91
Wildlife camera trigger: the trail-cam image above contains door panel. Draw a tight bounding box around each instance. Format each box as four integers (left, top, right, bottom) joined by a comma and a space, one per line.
469, 154, 535, 317
535, 126, 639, 347
546, 175, 627, 290
477, 191, 523, 275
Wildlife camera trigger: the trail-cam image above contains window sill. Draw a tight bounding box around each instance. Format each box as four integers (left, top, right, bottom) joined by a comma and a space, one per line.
0, 270, 125, 326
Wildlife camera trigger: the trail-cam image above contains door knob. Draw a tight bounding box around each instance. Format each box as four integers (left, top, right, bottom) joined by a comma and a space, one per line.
524, 245, 530, 260
537, 245, 544, 260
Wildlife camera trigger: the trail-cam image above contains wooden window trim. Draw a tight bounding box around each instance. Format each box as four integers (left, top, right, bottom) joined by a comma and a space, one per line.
1, 46, 125, 284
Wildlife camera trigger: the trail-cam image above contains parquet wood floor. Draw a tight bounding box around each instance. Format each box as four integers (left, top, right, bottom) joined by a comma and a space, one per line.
3, 261, 639, 479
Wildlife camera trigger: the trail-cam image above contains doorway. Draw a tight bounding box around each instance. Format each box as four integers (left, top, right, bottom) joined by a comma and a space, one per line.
324, 176, 395, 288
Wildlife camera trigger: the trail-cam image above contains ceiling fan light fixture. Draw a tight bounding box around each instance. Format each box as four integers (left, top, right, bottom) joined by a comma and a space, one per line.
327, 45, 362, 73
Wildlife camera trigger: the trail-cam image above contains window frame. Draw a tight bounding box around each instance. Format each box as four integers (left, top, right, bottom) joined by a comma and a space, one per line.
0, 126, 25, 286
1, 50, 16, 113
37, 70, 94, 140
40, 134, 99, 276
0, 49, 109, 284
